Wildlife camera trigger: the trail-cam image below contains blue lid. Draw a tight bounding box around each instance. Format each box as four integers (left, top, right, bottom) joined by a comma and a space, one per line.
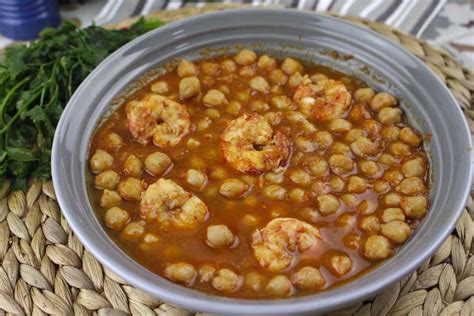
0, 0, 60, 40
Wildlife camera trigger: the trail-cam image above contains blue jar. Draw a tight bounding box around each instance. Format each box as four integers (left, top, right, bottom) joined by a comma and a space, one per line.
0, 0, 61, 40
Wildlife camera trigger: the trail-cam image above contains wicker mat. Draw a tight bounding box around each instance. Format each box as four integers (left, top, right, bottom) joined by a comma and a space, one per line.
0, 5, 473, 316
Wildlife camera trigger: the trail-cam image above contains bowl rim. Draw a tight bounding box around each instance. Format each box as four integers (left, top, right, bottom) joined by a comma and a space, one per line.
52, 8, 472, 315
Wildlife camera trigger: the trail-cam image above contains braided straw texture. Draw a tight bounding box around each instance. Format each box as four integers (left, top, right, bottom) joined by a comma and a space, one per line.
1, 5, 473, 316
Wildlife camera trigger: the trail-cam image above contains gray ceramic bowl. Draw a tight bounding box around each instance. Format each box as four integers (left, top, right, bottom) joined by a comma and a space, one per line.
52, 9, 472, 315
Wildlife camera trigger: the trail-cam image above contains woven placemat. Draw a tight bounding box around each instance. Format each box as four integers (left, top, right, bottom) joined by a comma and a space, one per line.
0, 5, 473, 316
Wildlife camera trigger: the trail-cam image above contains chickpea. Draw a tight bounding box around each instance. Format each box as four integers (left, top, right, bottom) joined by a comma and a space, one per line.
383, 170, 404, 186
95, 170, 119, 190
359, 215, 380, 234
197, 117, 212, 131
311, 181, 331, 196
248, 76, 269, 94
400, 196, 428, 219
256, 54, 276, 69
100, 189, 122, 208
369, 92, 397, 112
281, 57, 303, 75
378, 107, 402, 125
362, 119, 382, 139
341, 194, 359, 208
378, 153, 396, 166
289, 169, 311, 186
186, 169, 207, 190
382, 208, 405, 223
330, 142, 352, 156
396, 177, 426, 195
201, 62, 220, 76
358, 160, 379, 177
327, 254, 352, 276
206, 225, 236, 248
262, 172, 284, 186
272, 95, 293, 110
364, 235, 392, 260
310, 73, 328, 83
289, 188, 307, 203
306, 157, 329, 177
143, 233, 160, 244
151, 81, 169, 94
250, 100, 270, 112
330, 176, 345, 192
349, 103, 371, 121
381, 126, 401, 142
179, 76, 201, 99
315, 131, 334, 149
389, 142, 411, 157
212, 268, 243, 293
329, 154, 354, 175
347, 176, 368, 193
318, 194, 340, 215
350, 137, 378, 158
291, 267, 325, 290
124, 155, 143, 177
354, 87, 375, 103
381, 220, 411, 243
373, 180, 390, 193
145, 152, 172, 176
242, 214, 260, 226
357, 200, 377, 215
295, 137, 317, 153
199, 264, 216, 283
240, 175, 256, 187
288, 72, 304, 88
240, 66, 256, 77
203, 89, 227, 107
236, 91, 250, 101
245, 272, 265, 292
400, 127, 421, 147
105, 133, 123, 150
221, 59, 237, 73
187, 138, 201, 149
204, 109, 220, 120
263, 184, 287, 200
177, 59, 197, 77
345, 128, 365, 143
226, 101, 242, 116
90, 149, 113, 174
104, 207, 130, 231
165, 262, 197, 285
210, 166, 228, 180
269, 69, 288, 85
384, 192, 401, 206
117, 177, 143, 200
328, 119, 352, 133
300, 207, 318, 222
266, 275, 293, 297
219, 179, 249, 198
402, 157, 425, 177
344, 232, 362, 250
122, 220, 146, 239
235, 49, 257, 65
336, 213, 356, 227
264, 111, 284, 126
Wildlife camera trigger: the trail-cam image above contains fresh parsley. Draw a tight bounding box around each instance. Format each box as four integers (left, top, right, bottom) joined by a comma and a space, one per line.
0, 18, 163, 188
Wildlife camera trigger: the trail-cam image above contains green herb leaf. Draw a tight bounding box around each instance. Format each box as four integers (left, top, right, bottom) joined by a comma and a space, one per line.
0, 17, 163, 187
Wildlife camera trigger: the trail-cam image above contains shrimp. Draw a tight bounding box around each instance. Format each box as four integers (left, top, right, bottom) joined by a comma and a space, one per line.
252, 218, 322, 272
140, 179, 208, 229
220, 114, 291, 174
293, 79, 351, 121
127, 94, 191, 147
